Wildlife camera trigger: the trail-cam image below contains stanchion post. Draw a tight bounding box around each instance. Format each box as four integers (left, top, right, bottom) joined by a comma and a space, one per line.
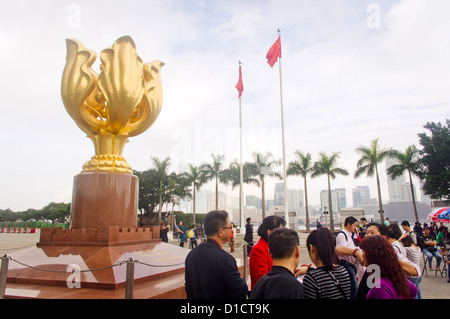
243, 244, 248, 280
0, 255, 10, 299
125, 258, 135, 299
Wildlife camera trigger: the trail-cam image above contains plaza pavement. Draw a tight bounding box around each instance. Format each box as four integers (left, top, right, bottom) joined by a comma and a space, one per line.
1, 230, 448, 299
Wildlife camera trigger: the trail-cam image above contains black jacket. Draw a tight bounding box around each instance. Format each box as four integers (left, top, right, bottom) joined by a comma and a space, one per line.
250, 266, 305, 299
185, 239, 248, 299
244, 222, 253, 242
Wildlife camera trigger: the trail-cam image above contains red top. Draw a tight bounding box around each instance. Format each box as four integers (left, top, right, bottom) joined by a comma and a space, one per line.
249, 237, 273, 290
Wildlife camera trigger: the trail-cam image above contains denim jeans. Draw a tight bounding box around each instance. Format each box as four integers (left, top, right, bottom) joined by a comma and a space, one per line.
408, 276, 422, 299
423, 249, 442, 268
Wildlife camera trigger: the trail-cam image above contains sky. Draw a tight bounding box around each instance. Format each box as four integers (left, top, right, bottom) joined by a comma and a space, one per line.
0, 0, 449, 212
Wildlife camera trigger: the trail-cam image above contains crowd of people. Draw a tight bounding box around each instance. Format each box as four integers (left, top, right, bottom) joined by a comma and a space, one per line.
181, 210, 449, 299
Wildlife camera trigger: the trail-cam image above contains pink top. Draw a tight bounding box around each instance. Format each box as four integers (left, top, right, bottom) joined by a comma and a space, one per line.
367, 278, 418, 299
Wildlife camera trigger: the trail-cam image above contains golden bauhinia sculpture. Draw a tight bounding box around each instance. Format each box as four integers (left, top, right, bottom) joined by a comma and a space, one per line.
61, 35, 164, 174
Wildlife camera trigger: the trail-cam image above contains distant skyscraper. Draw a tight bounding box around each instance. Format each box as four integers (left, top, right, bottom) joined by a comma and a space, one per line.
401, 183, 417, 202
352, 186, 370, 206
196, 190, 211, 214
246, 195, 262, 209
320, 188, 347, 213
386, 158, 406, 202
274, 183, 285, 205
208, 191, 227, 211
297, 189, 304, 208
273, 183, 302, 212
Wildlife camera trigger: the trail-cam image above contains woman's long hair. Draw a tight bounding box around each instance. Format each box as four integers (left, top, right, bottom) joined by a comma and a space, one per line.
359, 235, 411, 299
306, 227, 340, 270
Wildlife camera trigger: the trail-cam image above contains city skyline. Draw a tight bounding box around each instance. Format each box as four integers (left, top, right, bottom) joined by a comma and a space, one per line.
0, 1, 448, 212
177, 167, 426, 216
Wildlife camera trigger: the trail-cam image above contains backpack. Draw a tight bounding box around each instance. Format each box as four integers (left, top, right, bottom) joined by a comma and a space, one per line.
187, 228, 194, 239
413, 232, 426, 251
338, 231, 360, 247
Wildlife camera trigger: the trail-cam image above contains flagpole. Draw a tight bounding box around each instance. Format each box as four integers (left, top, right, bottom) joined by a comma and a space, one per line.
238, 61, 245, 230
277, 29, 290, 228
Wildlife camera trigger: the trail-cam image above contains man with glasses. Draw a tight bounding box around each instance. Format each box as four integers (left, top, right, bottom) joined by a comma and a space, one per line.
185, 210, 248, 299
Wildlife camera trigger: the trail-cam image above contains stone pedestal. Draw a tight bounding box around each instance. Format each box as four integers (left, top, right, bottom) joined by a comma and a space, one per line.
4, 172, 195, 299
70, 172, 139, 229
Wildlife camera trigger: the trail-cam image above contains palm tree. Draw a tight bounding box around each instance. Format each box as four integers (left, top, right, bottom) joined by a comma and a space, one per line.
287, 150, 313, 232
168, 172, 191, 208
354, 138, 392, 224
134, 169, 159, 223
186, 163, 206, 223
387, 145, 421, 223
247, 152, 282, 219
221, 160, 260, 188
222, 160, 259, 224
312, 152, 349, 232
199, 154, 227, 210
151, 156, 171, 223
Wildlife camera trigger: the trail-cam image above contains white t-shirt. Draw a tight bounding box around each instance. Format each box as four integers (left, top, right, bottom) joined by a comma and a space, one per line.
336, 228, 366, 283
336, 228, 357, 264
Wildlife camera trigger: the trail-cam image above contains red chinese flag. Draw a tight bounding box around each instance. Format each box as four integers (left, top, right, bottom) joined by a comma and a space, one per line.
235, 65, 244, 98
266, 36, 281, 67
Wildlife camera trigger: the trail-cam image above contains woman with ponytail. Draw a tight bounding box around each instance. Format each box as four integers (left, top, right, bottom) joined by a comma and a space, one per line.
249, 215, 286, 289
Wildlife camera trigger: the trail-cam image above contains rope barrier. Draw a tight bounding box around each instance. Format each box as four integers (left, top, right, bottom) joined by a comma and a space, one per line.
1, 241, 252, 299
1, 241, 251, 272
3, 255, 124, 273
0, 254, 186, 274
229, 242, 248, 255
136, 260, 185, 268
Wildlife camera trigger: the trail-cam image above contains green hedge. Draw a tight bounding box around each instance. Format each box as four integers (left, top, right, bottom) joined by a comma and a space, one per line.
0, 221, 69, 229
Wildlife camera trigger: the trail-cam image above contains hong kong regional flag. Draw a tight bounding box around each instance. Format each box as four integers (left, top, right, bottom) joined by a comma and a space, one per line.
235, 64, 244, 98
266, 36, 281, 68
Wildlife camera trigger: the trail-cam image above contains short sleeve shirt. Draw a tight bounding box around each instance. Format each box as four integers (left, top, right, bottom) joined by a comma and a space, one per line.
336, 228, 357, 264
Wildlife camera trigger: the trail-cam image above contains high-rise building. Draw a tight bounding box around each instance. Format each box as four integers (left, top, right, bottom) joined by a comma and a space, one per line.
274, 183, 285, 205
195, 189, 211, 214
401, 183, 417, 202
297, 189, 305, 208
208, 191, 227, 211
386, 158, 406, 202
273, 183, 303, 212
246, 195, 262, 209
386, 158, 418, 203
320, 188, 347, 213
352, 186, 370, 206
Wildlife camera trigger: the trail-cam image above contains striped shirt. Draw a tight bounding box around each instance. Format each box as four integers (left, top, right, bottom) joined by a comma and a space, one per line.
303, 265, 352, 299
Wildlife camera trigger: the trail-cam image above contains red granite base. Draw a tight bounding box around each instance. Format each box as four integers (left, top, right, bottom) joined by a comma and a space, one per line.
6, 240, 189, 290
37, 226, 160, 247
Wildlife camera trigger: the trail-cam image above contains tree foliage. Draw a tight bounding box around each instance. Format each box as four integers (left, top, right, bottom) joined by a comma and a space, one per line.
417, 120, 450, 201
0, 203, 70, 224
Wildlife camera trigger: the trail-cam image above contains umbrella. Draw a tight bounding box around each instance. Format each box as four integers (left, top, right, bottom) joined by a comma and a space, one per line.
437, 207, 450, 220
427, 207, 450, 223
